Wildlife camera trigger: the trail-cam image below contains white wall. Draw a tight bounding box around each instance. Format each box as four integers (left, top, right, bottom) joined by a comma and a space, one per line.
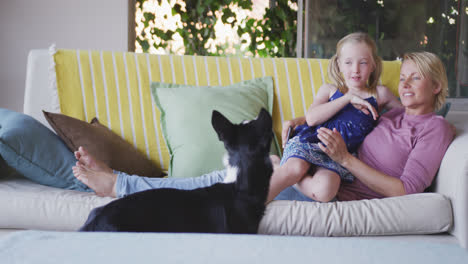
0, 0, 129, 112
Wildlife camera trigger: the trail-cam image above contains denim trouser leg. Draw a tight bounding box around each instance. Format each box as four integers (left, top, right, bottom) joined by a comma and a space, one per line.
114, 169, 227, 198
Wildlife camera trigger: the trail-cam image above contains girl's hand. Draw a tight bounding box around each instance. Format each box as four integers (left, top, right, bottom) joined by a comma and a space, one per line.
281, 117, 305, 147
350, 95, 379, 120
317, 127, 351, 165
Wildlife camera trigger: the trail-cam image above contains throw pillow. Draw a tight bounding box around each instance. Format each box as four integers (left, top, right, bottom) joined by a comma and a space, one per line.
0, 108, 90, 191
151, 76, 281, 178
436, 102, 451, 117
43, 111, 164, 178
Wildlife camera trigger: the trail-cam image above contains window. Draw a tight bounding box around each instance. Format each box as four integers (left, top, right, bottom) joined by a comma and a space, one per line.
298, 0, 467, 107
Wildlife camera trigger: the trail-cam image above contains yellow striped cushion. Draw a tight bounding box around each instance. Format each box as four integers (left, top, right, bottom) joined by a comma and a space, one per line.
54, 49, 401, 173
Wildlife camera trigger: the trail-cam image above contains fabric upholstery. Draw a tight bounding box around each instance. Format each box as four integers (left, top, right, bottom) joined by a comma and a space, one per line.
259, 193, 452, 236
151, 77, 280, 178
0, 176, 452, 237
53, 49, 401, 172
43, 111, 164, 177
0, 108, 89, 191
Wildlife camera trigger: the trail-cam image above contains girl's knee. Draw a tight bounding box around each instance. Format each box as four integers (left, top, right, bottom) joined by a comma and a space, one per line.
271, 159, 310, 187
297, 169, 340, 202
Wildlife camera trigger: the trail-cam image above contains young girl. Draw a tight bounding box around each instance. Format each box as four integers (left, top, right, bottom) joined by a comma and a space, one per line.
266, 32, 401, 203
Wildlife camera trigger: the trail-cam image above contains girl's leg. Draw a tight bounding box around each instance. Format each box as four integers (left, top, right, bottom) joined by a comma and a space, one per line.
295, 167, 341, 202
266, 157, 311, 202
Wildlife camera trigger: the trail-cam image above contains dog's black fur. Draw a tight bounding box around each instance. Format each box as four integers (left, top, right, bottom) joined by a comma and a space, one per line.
79, 108, 273, 234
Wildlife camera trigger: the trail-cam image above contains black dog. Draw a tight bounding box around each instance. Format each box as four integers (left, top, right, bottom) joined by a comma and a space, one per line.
79, 108, 273, 234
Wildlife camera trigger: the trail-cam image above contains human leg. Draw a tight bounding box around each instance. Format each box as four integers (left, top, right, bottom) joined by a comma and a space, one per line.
117, 155, 280, 197
266, 157, 311, 202
295, 167, 341, 202
114, 169, 226, 198
72, 147, 228, 198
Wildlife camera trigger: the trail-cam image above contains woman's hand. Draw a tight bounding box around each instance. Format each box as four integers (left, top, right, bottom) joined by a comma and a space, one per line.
281, 117, 305, 147
317, 127, 352, 165
348, 94, 379, 120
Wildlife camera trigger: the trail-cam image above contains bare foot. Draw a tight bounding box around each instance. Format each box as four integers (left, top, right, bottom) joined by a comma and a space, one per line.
73, 163, 117, 197
270, 155, 281, 170
74, 146, 112, 174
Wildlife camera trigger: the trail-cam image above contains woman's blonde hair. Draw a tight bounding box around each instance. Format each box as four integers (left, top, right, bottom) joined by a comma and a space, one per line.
402, 51, 448, 111
328, 32, 382, 94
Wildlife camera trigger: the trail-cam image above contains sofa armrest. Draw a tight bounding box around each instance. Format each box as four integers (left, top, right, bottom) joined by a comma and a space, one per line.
434, 110, 468, 248
24, 49, 56, 130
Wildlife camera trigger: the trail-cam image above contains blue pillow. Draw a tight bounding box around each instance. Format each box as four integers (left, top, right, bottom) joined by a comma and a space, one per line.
0, 108, 90, 191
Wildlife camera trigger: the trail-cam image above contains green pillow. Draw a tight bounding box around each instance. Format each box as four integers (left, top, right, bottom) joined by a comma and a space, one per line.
151, 77, 280, 178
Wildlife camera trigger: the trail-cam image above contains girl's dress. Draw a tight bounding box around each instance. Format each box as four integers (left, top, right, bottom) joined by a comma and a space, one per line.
281, 89, 378, 182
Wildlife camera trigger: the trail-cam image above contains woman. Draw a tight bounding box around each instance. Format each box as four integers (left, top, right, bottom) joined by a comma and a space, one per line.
73, 51, 455, 202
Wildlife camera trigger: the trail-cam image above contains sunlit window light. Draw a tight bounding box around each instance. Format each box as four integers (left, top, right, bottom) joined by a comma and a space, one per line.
451, 6, 458, 15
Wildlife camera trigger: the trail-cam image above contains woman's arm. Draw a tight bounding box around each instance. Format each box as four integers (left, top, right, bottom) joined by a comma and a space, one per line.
317, 127, 406, 197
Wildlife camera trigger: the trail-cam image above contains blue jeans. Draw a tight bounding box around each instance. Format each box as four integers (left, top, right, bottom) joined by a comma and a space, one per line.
115, 169, 316, 202
115, 169, 227, 198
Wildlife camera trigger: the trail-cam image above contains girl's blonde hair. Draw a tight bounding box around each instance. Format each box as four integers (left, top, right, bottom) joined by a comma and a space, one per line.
402, 51, 448, 111
328, 32, 382, 94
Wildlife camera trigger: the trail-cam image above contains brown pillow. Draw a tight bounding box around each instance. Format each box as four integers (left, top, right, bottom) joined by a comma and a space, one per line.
43, 111, 164, 178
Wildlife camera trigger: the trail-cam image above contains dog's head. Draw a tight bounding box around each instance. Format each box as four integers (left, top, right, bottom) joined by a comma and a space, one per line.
211, 108, 273, 192
212, 108, 273, 157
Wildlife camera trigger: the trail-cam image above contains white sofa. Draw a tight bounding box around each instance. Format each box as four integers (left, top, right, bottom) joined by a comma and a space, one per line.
0, 49, 467, 258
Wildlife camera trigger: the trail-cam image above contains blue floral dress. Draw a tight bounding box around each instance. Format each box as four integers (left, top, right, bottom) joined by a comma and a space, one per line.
281, 90, 378, 182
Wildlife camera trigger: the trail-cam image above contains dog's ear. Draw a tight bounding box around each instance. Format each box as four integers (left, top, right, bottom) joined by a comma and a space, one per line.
257, 108, 272, 133
212, 110, 233, 141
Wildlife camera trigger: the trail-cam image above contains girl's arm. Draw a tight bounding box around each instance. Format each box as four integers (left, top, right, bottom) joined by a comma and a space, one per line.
317, 127, 406, 197
376, 85, 403, 112
306, 84, 378, 126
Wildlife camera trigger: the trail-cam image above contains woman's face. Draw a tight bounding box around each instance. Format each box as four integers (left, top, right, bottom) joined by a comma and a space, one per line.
398, 60, 440, 115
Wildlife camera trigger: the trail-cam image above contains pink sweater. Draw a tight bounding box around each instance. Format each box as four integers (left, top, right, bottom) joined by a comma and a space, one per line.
337, 108, 455, 201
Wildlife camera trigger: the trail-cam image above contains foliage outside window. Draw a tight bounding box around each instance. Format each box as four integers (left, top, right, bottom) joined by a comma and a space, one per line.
135, 0, 467, 97
303, 0, 467, 97
135, 0, 298, 57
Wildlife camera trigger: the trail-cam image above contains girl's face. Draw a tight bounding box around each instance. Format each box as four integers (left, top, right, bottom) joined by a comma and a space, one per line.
338, 42, 374, 91
399, 60, 440, 115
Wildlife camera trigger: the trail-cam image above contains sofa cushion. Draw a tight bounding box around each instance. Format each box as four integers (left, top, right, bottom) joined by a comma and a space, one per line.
0, 176, 452, 236
151, 77, 280, 178
259, 193, 453, 236
0, 108, 89, 191
43, 111, 164, 178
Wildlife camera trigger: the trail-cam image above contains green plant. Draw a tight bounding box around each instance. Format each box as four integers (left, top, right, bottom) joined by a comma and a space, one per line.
135, 0, 298, 57
238, 0, 298, 57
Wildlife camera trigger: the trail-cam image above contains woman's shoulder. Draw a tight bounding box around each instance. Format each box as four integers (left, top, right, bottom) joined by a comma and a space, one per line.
428, 114, 453, 130
420, 113, 455, 140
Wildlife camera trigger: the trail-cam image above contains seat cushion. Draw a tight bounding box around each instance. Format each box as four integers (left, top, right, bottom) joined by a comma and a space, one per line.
259, 193, 453, 236
0, 175, 452, 236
